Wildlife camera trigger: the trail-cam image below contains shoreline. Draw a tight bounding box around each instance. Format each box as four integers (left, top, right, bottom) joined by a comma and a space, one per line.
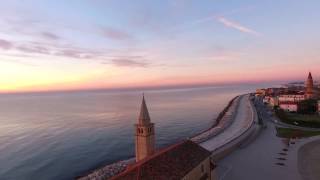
191, 95, 239, 139
78, 94, 241, 179
298, 138, 320, 180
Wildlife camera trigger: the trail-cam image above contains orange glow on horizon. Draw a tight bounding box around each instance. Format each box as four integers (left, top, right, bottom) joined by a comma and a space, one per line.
1, 54, 319, 93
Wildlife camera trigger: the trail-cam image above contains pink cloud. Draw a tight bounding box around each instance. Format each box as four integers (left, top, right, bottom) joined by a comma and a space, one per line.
216, 16, 261, 36
41, 32, 60, 40
17, 45, 50, 54
111, 58, 149, 67
102, 27, 132, 41
0, 39, 13, 50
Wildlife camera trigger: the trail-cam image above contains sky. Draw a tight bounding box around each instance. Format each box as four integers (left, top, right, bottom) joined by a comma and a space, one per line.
0, 0, 320, 93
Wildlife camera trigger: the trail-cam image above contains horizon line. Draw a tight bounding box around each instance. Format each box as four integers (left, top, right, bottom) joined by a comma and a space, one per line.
0, 80, 290, 95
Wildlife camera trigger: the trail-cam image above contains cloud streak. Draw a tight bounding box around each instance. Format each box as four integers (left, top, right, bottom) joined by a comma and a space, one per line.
216, 16, 261, 36
111, 57, 149, 67
41, 32, 60, 40
17, 45, 50, 54
102, 27, 132, 41
0, 39, 13, 50
0, 38, 152, 69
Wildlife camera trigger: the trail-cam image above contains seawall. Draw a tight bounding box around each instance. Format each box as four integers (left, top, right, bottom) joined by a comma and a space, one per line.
211, 97, 259, 160
191, 96, 241, 143
198, 94, 259, 160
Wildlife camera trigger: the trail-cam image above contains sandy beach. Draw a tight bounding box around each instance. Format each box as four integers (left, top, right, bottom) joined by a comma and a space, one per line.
298, 139, 320, 180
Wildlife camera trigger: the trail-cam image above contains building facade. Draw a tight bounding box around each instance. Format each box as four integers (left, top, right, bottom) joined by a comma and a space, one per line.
278, 94, 305, 103
256, 89, 266, 96
135, 95, 155, 162
279, 102, 298, 112
269, 97, 279, 107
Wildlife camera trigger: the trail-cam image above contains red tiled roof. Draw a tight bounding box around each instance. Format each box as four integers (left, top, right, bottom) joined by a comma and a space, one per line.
110, 140, 211, 180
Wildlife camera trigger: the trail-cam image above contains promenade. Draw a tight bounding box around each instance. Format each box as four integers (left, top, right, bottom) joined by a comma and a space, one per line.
216, 95, 320, 180
199, 94, 255, 152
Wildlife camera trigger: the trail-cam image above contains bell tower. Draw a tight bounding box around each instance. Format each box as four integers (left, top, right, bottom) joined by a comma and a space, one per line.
135, 95, 155, 162
305, 72, 314, 99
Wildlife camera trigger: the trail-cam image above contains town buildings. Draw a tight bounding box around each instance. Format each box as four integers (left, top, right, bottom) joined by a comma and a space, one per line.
258, 72, 320, 113
256, 89, 266, 97
278, 93, 305, 103
111, 95, 216, 180
278, 92, 305, 112
279, 102, 298, 112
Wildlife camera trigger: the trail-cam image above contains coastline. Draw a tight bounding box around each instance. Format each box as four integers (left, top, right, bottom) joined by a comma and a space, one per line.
78, 95, 241, 179
298, 138, 320, 180
191, 95, 239, 139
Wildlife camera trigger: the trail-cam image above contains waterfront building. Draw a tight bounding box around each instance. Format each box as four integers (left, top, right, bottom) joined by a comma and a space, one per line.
269, 97, 279, 107
305, 72, 314, 99
256, 89, 266, 96
275, 91, 304, 112
135, 95, 155, 162
279, 102, 298, 112
278, 93, 305, 103
111, 140, 216, 180
256, 88, 286, 97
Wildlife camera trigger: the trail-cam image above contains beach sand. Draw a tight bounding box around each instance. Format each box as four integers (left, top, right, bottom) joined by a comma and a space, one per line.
298, 139, 320, 180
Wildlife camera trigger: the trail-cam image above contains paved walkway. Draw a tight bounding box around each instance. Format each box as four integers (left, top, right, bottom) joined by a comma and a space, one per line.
216, 98, 320, 180
298, 138, 320, 180
200, 94, 254, 151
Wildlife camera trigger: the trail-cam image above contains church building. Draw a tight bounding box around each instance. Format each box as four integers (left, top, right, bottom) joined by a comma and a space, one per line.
135, 95, 155, 162
305, 72, 315, 99
111, 95, 216, 180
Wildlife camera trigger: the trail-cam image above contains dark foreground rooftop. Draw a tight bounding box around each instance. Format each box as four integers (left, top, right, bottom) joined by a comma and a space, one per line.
111, 140, 212, 180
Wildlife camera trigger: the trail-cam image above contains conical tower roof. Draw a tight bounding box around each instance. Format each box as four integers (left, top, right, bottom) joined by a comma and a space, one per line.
138, 94, 151, 125
308, 72, 313, 80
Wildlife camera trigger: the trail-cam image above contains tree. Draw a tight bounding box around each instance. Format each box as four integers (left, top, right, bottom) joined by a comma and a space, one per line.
298, 99, 317, 114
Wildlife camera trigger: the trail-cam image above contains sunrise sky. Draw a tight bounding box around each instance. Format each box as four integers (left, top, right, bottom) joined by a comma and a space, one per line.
0, 0, 319, 92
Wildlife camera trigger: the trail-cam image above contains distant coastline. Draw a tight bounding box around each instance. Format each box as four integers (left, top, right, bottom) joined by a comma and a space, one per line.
0, 81, 277, 95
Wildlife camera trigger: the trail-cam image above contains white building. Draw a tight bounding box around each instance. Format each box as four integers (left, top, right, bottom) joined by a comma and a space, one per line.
278, 94, 305, 103
263, 96, 271, 104
279, 102, 298, 112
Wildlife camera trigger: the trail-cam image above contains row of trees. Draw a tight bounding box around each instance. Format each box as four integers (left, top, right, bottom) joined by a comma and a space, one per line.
297, 99, 318, 114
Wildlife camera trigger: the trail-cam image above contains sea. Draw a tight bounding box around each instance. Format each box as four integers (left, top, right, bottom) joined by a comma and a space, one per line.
0, 84, 269, 180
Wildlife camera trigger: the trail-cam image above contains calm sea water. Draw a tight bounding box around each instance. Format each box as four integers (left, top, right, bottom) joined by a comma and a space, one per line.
0, 84, 265, 180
